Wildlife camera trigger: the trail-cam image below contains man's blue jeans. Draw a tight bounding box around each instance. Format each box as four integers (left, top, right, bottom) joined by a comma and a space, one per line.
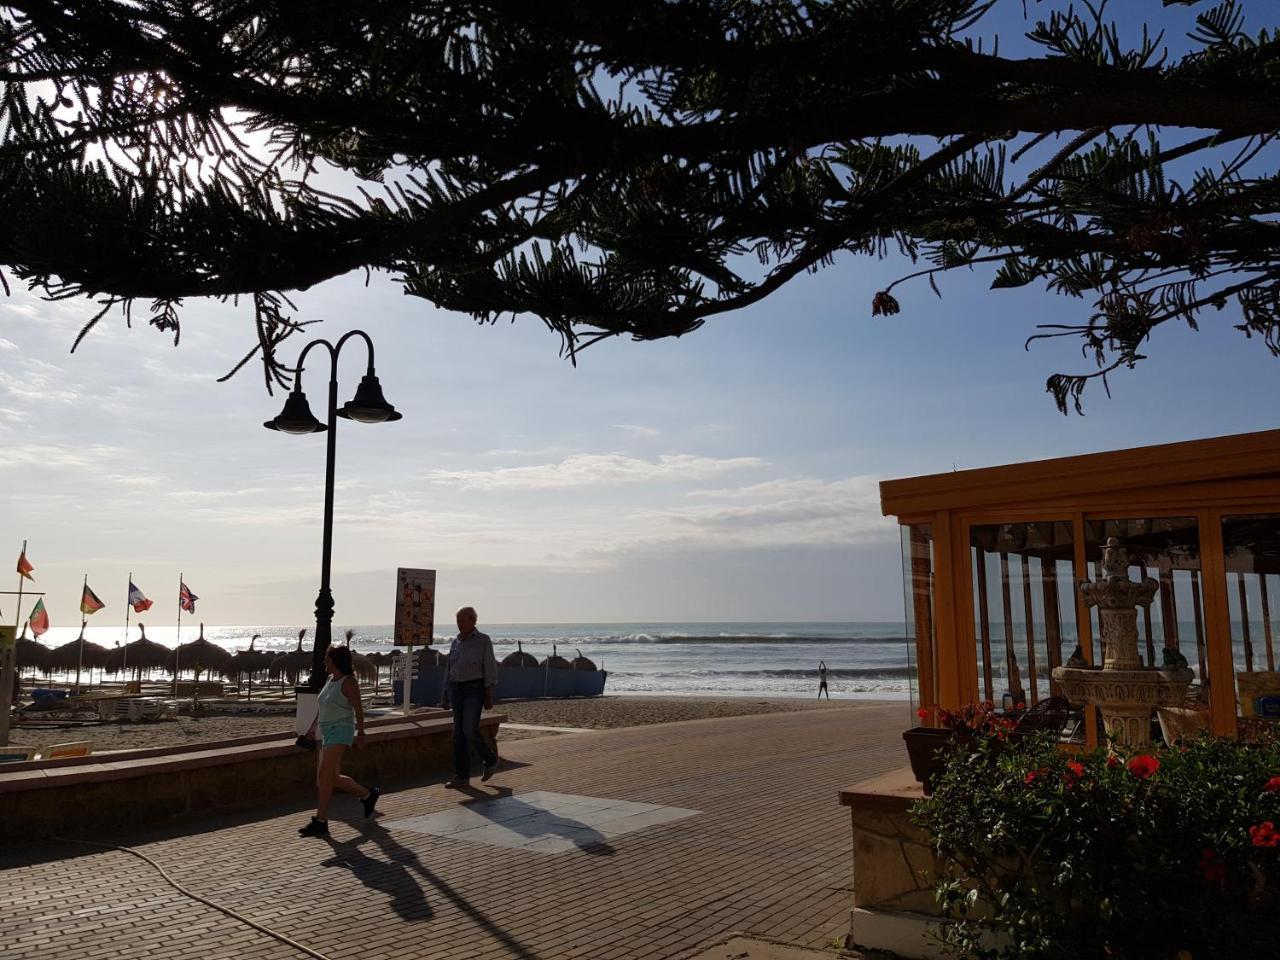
450, 680, 496, 779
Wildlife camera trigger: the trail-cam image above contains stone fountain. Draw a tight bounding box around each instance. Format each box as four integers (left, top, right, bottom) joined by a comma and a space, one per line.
1052, 537, 1194, 746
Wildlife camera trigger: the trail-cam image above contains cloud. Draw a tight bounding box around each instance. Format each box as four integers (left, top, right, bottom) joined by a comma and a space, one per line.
0, 358, 79, 404
611, 423, 660, 438
0, 338, 17, 351
424, 452, 767, 490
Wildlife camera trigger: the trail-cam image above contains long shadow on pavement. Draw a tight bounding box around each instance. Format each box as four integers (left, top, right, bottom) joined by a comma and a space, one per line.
328, 818, 543, 959
456, 784, 616, 856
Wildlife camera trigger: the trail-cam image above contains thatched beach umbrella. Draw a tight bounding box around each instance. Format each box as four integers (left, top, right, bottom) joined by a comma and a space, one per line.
340, 630, 381, 685
502, 641, 538, 668
49, 622, 110, 691
571, 649, 598, 671
107, 624, 173, 677
171, 623, 231, 677
541, 644, 573, 670
269, 629, 312, 687
225, 634, 273, 678
15, 627, 51, 675
225, 634, 274, 699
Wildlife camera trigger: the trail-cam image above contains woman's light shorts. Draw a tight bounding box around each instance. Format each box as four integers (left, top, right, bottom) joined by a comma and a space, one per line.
320, 720, 355, 747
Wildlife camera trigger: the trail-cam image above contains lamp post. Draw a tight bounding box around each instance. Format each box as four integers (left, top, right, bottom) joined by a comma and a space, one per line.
264, 330, 400, 693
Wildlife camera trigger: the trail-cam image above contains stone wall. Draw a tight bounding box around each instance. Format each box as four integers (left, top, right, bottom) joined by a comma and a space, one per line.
0, 714, 501, 843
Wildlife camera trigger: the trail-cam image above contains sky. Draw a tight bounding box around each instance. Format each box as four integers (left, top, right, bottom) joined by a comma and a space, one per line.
1, 2, 1277, 630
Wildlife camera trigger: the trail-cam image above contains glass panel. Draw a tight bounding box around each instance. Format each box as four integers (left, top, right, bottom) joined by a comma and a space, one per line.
970, 521, 1078, 708
1222, 514, 1280, 730
901, 524, 935, 715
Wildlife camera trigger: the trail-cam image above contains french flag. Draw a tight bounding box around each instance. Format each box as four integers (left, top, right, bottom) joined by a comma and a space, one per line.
128, 581, 153, 613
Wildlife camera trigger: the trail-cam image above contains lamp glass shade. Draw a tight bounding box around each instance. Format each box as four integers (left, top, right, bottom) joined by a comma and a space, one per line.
264, 389, 327, 434
338, 373, 400, 423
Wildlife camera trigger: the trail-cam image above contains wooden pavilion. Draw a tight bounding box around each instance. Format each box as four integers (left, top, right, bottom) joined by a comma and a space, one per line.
880, 428, 1280, 741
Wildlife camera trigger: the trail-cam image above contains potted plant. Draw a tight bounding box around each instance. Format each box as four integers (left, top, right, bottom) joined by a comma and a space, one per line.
903, 701, 1019, 792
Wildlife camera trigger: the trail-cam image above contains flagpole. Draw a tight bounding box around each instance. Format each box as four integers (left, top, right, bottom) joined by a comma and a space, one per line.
174, 572, 183, 697
123, 572, 132, 680
75, 575, 88, 695
0, 539, 28, 746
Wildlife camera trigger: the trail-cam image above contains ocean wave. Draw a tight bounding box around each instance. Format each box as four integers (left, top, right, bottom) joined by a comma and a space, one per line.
494, 634, 906, 646
609, 666, 912, 680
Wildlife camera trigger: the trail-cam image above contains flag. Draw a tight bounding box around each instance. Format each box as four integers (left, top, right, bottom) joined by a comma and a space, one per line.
80, 583, 105, 615
16, 550, 33, 581
28, 598, 49, 637
128, 581, 153, 613
179, 581, 198, 614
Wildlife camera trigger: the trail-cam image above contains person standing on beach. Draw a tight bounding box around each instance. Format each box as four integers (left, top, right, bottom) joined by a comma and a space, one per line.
818, 660, 830, 700
441, 606, 500, 788
298, 646, 379, 837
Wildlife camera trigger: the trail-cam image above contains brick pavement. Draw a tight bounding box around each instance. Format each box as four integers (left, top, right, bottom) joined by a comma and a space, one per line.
0, 701, 908, 960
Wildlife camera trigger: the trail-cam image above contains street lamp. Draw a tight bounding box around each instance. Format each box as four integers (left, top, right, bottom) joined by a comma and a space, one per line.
264, 329, 400, 692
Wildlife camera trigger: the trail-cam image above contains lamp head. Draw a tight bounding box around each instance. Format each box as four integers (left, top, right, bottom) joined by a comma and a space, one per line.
264, 388, 327, 434
338, 372, 401, 424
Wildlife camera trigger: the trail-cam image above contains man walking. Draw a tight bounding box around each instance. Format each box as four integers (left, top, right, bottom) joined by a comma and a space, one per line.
441, 606, 500, 788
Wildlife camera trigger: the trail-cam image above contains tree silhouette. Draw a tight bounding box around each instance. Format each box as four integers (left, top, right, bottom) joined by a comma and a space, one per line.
2, 0, 1279, 409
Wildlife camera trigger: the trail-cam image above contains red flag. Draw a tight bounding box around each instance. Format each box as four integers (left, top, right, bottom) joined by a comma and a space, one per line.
16, 550, 33, 581
80, 583, 105, 615
28, 598, 49, 637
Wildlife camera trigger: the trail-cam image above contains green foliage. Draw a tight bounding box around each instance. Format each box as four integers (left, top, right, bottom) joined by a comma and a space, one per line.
913, 732, 1280, 958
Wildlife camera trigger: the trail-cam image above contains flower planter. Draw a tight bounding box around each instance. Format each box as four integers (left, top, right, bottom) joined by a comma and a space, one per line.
902, 726, 957, 793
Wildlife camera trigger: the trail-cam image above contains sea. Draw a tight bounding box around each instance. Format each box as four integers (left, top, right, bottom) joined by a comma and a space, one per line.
30, 621, 913, 700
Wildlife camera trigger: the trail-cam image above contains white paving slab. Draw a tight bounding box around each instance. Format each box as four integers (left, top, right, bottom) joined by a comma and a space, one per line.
382, 791, 699, 854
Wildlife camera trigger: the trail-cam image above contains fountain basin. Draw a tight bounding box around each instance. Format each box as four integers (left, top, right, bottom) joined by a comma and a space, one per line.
1053, 665, 1194, 746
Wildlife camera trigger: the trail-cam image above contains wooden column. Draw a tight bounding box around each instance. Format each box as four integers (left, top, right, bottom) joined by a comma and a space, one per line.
1042, 550, 1063, 698
975, 549, 994, 703
1261, 574, 1276, 674
1000, 552, 1023, 703
1239, 572, 1255, 673
908, 525, 936, 713
932, 512, 965, 710
1191, 570, 1208, 687
1199, 510, 1237, 738
1021, 553, 1039, 705
1138, 562, 1157, 666
1159, 563, 1180, 655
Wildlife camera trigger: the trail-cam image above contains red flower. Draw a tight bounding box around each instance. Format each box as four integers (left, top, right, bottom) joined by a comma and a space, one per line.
1025, 768, 1048, 785
1064, 760, 1085, 782
916, 707, 930, 721
1127, 754, 1160, 780
1198, 848, 1227, 886
1251, 821, 1280, 848
1106, 754, 1121, 769
1263, 776, 1280, 794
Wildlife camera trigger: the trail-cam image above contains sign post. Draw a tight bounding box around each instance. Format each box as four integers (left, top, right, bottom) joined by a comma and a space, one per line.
393, 568, 435, 717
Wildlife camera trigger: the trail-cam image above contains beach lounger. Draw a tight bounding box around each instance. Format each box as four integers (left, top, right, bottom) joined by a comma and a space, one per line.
0, 746, 38, 763
40, 740, 93, 760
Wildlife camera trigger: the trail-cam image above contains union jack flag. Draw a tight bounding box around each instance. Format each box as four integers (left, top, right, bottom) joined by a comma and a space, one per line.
179, 581, 199, 614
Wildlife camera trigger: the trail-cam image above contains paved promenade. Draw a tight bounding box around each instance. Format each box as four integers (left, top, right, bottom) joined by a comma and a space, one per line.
1, 701, 907, 960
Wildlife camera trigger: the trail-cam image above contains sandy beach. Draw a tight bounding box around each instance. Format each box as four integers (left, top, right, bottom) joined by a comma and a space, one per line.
9, 694, 896, 753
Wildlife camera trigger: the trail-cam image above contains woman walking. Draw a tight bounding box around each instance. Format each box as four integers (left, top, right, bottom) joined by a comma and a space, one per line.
298, 646, 380, 837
